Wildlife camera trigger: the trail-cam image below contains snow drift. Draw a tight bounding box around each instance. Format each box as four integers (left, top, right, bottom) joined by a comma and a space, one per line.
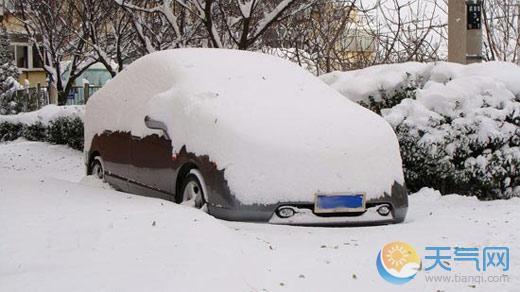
85, 49, 404, 204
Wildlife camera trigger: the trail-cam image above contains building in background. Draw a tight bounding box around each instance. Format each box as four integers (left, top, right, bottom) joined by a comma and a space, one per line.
1, 0, 48, 86
62, 62, 112, 105
1, 0, 113, 105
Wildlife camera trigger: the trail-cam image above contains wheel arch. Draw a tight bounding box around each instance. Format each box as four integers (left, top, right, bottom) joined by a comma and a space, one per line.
86, 150, 101, 175
175, 162, 199, 203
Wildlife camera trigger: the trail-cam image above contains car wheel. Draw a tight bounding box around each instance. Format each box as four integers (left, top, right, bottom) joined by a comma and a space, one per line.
90, 156, 105, 181
180, 169, 206, 209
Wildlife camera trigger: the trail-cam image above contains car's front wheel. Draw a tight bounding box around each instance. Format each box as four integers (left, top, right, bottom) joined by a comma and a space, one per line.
90, 156, 105, 181
180, 169, 206, 209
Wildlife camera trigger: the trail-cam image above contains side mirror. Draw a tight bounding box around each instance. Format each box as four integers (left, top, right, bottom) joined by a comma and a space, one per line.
144, 116, 170, 140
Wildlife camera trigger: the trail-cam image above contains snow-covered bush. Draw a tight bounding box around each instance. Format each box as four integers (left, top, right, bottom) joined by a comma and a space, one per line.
320, 62, 431, 103
358, 83, 418, 115
323, 62, 520, 199
0, 105, 85, 150
0, 83, 22, 115
22, 121, 47, 141
47, 116, 84, 150
0, 121, 23, 141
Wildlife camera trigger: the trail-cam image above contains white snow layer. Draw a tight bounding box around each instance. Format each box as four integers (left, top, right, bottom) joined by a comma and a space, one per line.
321, 61, 520, 105
0, 104, 84, 125
321, 61, 520, 149
0, 139, 83, 181
85, 49, 404, 204
385, 64, 520, 142
320, 62, 434, 103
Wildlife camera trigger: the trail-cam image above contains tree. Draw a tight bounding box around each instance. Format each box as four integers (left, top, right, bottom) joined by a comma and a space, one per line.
372, 0, 447, 63
16, 0, 97, 105
0, 26, 19, 95
115, 0, 206, 54
210, 0, 316, 50
116, 0, 316, 51
482, 0, 520, 63
71, 0, 138, 77
0, 26, 20, 114
265, 0, 373, 74
263, 0, 447, 75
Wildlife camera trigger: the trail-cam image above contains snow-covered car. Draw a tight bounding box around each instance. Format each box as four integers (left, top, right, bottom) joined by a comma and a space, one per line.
84, 49, 408, 226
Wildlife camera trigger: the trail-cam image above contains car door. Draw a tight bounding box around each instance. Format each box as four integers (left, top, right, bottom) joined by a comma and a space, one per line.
129, 133, 176, 198
97, 131, 132, 191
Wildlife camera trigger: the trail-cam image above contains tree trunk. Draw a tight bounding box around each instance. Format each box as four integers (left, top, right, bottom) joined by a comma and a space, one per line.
58, 91, 68, 106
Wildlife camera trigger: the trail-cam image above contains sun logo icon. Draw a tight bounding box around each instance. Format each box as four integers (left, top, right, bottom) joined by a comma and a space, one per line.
376, 241, 421, 285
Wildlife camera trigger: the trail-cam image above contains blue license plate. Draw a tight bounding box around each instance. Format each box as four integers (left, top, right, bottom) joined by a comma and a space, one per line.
315, 193, 366, 213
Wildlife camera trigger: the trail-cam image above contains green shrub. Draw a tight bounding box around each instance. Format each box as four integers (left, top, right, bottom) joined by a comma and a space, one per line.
22, 121, 47, 141
376, 86, 520, 199
0, 121, 23, 141
345, 71, 520, 199
359, 86, 417, 115
394, 122, 520, 199
0, 115, 85, 150
357, 72, 424, 115
47, 116, 84, 150
65, 117, 84, 150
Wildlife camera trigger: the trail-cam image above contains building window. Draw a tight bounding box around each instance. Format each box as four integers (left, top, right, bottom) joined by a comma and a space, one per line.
9, 43, 46, 70
32, 45, 45, 69
15, 45, 28, 68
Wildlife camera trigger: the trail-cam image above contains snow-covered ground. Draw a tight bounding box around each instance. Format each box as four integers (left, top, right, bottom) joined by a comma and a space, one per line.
0, 139, 83, 181
1, 140, 518, 292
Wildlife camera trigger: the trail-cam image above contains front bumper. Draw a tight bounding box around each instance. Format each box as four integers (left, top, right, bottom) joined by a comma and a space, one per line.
208, 181, 409, 226
268, 204, 399, 226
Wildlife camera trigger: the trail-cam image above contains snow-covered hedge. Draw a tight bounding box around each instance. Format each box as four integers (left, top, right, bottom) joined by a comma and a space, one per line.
47, 116, 84, 150
0, 105, 85, 150
322, 62, 520, 199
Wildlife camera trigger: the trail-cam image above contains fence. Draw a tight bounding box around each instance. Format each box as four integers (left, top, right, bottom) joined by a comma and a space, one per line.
67, 84, 103, 105
0, 83, 102, 114
0, 84, 49, 114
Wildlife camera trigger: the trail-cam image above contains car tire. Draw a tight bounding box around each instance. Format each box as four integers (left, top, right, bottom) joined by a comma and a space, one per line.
180, 169, 207, 209
90, 156, 105, 181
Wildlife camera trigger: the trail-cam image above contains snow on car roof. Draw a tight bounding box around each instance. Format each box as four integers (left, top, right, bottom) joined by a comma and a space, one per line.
86, 49, 404, 204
